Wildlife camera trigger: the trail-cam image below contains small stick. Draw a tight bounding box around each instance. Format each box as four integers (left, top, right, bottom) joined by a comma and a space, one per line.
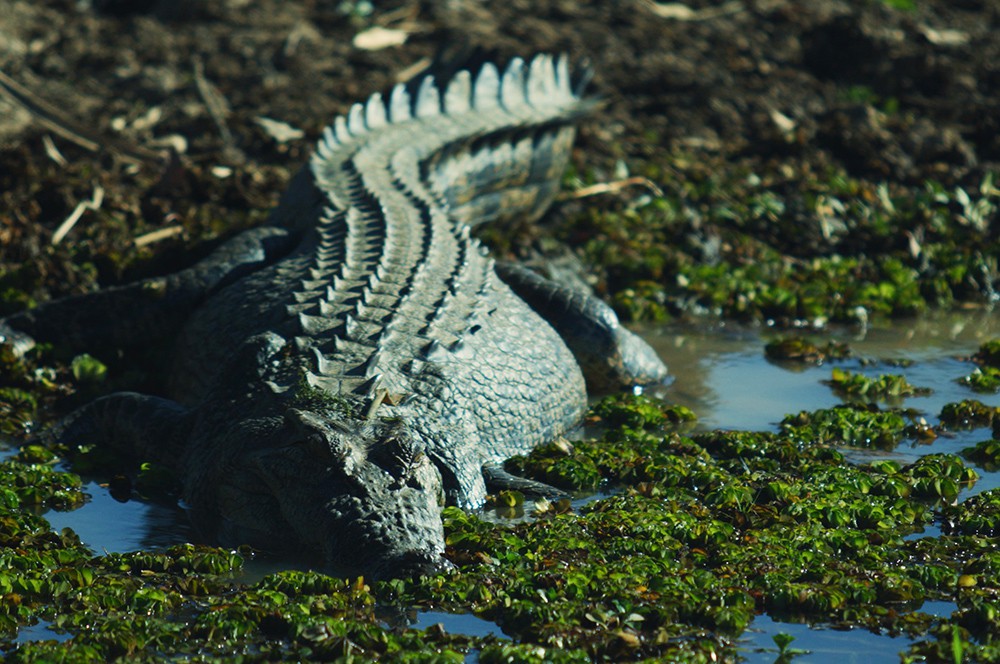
0, 68, 164, 165
564, 176, 664, 200
134, 225, 185, 248
41, 134, 68, 166
51, 185, 104, 245
193, 59, 237, 152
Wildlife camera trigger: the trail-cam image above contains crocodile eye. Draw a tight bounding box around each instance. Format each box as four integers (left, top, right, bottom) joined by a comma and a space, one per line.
283, 408, 361, 475
370, 423, 426, 486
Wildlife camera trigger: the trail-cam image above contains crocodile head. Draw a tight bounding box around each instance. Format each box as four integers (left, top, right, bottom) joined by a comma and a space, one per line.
227, 408, 452, 580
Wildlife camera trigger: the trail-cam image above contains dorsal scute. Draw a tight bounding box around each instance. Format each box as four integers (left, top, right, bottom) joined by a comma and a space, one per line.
303, 52, 585, 389
334, 116, 351, 144
472, 62, 501, 110
311, 52, 578, 169
348, 102, 366, 135
414, 75, 441, 118
317, 126, 338, 158
389, 83, 411, 123
526, 53, 557, 106
555, 53, 576, 95
500, 57, 527, 111
366, 92, 387, 129
443, 70, 472, 114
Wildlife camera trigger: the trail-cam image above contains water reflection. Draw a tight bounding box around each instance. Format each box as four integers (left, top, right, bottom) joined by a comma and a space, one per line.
44, 479, 194, 554
645, 311, 1000, 433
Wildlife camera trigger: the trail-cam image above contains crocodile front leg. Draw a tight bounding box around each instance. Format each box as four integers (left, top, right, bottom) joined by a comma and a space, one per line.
39, 392, 194, 471
1, 226, 294, 355
482, 461, 570, 501
495, 261, 669, 392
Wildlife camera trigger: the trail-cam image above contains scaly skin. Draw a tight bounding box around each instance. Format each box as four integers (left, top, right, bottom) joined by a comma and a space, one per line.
0, 55, 668, 579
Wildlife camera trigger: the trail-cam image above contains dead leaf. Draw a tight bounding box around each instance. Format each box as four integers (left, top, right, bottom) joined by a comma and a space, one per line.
353, 26, 408, 51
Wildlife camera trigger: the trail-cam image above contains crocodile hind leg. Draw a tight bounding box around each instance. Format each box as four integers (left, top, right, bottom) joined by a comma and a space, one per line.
0, 226, 294, 356
39, 392, 194, 471
495, 261, 668, 392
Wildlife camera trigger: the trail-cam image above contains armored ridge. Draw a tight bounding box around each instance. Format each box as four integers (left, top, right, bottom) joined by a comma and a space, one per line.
2, 54, 667, 579
276, 55, 588, 400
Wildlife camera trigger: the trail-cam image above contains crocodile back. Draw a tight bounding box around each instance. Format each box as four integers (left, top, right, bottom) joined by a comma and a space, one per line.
269, 54, 590, 395
176, 55, 591, 507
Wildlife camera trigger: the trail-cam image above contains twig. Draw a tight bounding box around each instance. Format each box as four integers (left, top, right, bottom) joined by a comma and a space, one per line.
134, 225, 185, 248
41, 134, 68, 166
640, 0, 745, 21
193, 58, 237, 152
51, 186, 104, 245
395, 57, 432, 84
365, 388, 390, 420
564, 176, 665, 200
0, 67, 164, 165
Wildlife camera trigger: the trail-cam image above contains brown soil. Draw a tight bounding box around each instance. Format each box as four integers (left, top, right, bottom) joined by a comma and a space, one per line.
1, 0, 998, 303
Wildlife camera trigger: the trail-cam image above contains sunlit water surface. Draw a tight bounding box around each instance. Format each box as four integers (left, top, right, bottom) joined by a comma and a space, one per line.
19, 311, 1000, 658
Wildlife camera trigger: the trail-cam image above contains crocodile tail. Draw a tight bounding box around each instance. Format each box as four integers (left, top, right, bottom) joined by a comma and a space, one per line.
268, 54, 593, 235
420, 53, 596, 228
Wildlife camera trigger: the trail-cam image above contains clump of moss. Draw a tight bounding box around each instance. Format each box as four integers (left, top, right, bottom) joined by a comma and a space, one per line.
972, 339, 1000, 368
590, 393, 696, 429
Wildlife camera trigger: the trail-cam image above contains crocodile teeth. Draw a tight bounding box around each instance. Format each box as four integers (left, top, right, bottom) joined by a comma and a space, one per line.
472, 62, 500, 109
500, 57, 526, 111
414, 75, 440, 118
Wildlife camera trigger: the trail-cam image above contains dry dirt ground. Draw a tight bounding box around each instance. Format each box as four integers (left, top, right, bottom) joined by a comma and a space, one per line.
1, 0, 998, 308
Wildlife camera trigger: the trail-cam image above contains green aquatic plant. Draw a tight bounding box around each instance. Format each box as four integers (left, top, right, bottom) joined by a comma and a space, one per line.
780, 404, 913, 449
958, 366, 1000, 394
764, 337, 852, 364
2, 390, 999, 660
961, 439, 1000, 471
973, 339, 1000, 368
942, 489, 1000, 536
939, 400, 999, 429
825, 367, 932, 402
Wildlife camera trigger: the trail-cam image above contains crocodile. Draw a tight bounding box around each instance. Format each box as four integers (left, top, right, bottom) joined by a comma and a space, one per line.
0, 54, 668, 580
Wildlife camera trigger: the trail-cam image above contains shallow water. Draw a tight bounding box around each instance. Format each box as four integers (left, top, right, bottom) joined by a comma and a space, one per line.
644, 312, 1000, 496
22, 311, 1000, 657
44, 479, 194, 554
645, 311, 1000, 661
